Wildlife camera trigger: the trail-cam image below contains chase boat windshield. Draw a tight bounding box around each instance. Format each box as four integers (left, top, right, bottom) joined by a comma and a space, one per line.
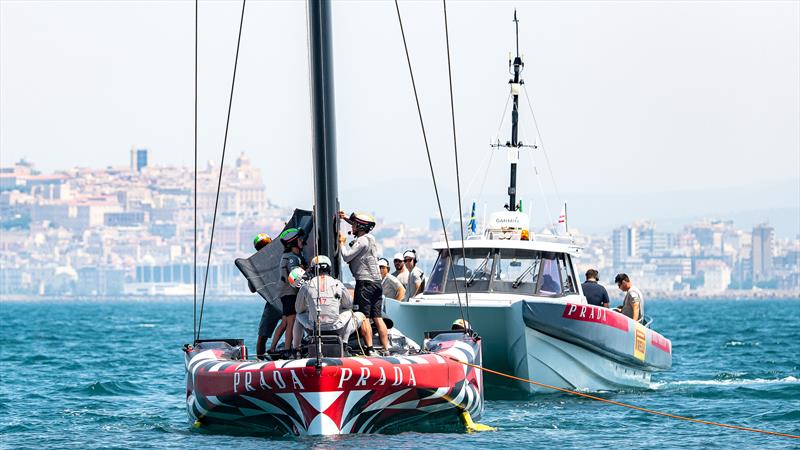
425, 247, 579, 297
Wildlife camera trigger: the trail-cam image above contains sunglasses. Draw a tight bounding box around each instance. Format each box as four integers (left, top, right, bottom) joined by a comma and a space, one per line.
404, 258, 413, 262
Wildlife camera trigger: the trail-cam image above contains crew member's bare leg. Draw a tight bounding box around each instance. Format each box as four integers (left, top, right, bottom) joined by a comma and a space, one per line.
268, 320, 287, 352
284, 315, 296, 354
373, 317, 389, 350
257, 335, 267, 358
360, 322, 373, 348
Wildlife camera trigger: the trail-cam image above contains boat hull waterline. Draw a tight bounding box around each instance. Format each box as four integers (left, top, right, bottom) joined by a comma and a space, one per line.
386, 298, 671, 395
185, 335, 484, 436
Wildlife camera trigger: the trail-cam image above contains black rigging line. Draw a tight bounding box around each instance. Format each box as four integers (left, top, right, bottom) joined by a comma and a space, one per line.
393, 0, 467, 331
193, 0, 198, 342
196, 0, 247, 342
442, 0, 471, 326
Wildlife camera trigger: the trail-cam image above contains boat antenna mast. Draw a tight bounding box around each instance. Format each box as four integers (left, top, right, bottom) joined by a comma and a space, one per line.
492, 10, 536, 211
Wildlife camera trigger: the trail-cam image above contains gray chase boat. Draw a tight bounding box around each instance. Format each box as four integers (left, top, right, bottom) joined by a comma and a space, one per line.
386, 15, 671, 395
386, 231, 672, 395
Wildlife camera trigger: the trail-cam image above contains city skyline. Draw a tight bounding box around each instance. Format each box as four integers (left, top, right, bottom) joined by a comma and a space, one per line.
2, 1, 798, 232
1, 154, 797, 298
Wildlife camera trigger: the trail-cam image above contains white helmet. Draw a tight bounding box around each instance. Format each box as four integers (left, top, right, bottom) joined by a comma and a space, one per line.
310, 255, 332, 273
288, 267, 306, 288
393, 252, 404, 262
403, 249, 417, 263
349, 212, 376, 233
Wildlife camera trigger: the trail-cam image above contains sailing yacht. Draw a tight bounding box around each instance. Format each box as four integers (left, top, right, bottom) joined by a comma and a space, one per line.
185, 1, 486, 435
386, 15, 672, 395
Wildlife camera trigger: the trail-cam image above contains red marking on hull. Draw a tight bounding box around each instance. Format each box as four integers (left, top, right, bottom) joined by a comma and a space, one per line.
562, 303, 629, 332
651, 331, 672, 353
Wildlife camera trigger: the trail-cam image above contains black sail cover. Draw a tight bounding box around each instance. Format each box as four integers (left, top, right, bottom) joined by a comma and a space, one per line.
235, 209, 316, 308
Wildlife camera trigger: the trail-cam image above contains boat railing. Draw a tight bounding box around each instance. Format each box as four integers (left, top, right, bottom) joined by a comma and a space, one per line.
530, 234, 576, 245
641, 315, 653, 328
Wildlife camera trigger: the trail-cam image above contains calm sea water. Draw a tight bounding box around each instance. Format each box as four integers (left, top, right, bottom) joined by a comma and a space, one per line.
1, 298, 798, 449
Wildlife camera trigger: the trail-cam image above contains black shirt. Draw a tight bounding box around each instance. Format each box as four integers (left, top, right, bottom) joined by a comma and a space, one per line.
581, 280, 609, 307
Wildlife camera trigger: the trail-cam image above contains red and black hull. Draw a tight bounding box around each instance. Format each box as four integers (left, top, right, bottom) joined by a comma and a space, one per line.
185, 333, 483, 435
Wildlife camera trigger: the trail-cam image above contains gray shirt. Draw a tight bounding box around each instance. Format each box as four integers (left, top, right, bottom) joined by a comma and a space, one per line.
341, 234, 381, 282
278, 252, 304, 297
393, 268, 409, 287
405, 266, 425, 300
295, 274, 353, 331
621, 285, 644, 321
381, 274, 404, 300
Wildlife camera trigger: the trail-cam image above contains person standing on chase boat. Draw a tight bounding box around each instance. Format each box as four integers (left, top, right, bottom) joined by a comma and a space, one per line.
614, 273, 644, 322
403, 249, 425, 300
582, 269, 610, 308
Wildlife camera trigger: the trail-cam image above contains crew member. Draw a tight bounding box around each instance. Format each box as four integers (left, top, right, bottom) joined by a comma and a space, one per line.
614, 273, 644, 322
277, 228, 306, 356
253, 233, 271, 251
581, 269, 609, 307
292, 255, 369, 349
403, 249, 425, 299
253, 233, 284, 359
339, 211, 389, 355
451, 318, 470, 331
392, 252, 409, 286
378, 257, 406, 300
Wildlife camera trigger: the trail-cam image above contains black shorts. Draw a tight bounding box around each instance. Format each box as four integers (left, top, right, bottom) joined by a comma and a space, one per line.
258, 300, 282, 337
280, 294, 297, 316
355, 280, 383, 318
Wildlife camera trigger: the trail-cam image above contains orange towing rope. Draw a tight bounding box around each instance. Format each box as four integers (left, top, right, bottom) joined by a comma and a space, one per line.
448, 357, 800, 440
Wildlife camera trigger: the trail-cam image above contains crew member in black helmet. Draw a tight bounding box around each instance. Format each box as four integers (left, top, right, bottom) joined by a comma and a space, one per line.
338, 211, 389, 356
277, 227, 306, 357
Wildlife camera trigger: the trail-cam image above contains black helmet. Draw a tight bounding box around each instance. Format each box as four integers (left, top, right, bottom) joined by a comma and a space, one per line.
349, 212, 376, 233
279, 228, 303, 249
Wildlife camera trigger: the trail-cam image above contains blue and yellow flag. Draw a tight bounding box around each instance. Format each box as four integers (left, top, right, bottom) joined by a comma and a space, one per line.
468, 201, 477, 234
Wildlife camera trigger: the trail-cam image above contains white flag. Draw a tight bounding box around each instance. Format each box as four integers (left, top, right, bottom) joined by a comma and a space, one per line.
556, 204, 567, 235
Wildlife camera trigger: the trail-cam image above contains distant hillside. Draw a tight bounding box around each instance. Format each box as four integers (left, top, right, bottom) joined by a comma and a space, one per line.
340, 177, 799, 238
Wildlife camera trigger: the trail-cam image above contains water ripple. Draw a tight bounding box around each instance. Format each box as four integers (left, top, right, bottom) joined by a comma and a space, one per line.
1, 298, 798, 449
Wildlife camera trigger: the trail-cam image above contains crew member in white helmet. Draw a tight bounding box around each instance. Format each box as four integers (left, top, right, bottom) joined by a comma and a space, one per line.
339, 211, 389, 355
378, 258, 406, 301
391, 252, 409, 287
403, 249, 425, 300
293, 255, 369, 350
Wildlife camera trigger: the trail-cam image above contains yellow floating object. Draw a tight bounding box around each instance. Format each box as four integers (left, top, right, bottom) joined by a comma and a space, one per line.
192, 420, 203, 428
460, 410, 496, 433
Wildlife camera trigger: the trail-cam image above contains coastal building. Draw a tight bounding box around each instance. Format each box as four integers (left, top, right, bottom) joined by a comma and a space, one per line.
751, 223, 775, 283
612, 225, 637, 271
130, 147, 149, 172
2, 152, 798, 298
697, 260, 732, 293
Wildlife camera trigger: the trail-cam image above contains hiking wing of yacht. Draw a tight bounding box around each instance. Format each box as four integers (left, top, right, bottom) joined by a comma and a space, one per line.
386, 12, 672, 395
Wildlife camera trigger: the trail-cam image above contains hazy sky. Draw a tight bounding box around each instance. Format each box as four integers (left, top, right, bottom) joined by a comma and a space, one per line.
2, 0, 799, 232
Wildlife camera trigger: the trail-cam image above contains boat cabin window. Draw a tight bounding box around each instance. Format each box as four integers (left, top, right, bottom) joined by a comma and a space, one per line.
425, 248, 579, 297
425, 248, 493, 294
558, 253, 578, 295
538, 252, 562, 295
493, 248, 540, 295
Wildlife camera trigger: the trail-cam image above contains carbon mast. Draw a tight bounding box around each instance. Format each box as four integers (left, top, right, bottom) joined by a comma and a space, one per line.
308, 0, 341, 279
